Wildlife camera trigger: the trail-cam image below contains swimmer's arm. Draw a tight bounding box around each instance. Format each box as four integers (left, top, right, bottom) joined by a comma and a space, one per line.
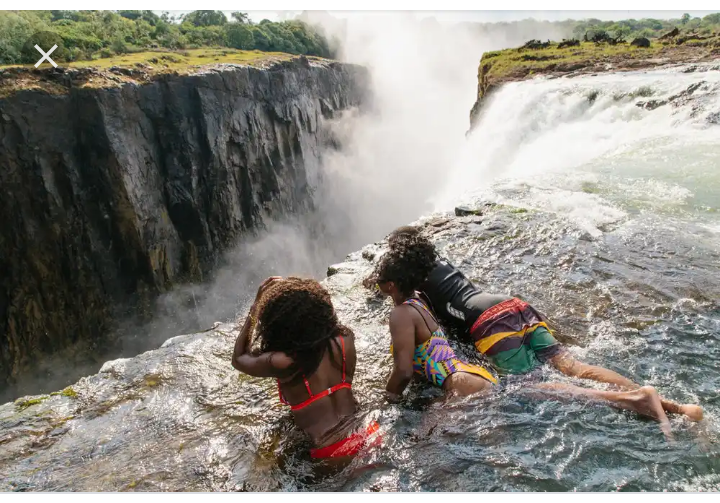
231, 276, 285, 377
234, 350, 294, 378
386, 307, 416, 399
232, 309, 293, 377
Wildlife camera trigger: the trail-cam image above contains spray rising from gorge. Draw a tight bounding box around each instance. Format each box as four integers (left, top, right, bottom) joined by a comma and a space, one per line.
46, 15, 578, 395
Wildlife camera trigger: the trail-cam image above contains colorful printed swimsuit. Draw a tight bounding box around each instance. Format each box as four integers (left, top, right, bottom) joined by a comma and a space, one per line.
401, 298, 497, 387
469, 297, 563, 375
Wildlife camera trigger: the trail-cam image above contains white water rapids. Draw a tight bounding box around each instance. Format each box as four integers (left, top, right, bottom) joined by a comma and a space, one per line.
436, 64, 720, 240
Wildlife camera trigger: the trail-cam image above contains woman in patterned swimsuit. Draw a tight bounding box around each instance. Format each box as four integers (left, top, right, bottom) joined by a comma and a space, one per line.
372, 237, 680, 437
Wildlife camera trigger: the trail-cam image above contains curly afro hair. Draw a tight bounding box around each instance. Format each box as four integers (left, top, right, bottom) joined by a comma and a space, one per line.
253, 277, 352, 381
387, 225, 422, 247
373, 230, 438, 298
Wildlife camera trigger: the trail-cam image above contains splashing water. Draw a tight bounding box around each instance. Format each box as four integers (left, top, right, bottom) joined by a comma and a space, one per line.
437, 65, 720, 238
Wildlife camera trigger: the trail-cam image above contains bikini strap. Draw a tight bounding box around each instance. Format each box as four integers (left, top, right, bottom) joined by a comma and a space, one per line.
340, 336, 346, 383
303, 376, 313, 398
404, 298, 438, 334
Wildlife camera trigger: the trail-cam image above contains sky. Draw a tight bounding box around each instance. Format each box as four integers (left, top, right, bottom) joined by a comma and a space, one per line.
160, 10, 720, 24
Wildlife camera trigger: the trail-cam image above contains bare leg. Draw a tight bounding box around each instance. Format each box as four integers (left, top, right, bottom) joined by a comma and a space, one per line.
549, 352, 703, 421
531, 382, 672, 440
444, 372, 495, 398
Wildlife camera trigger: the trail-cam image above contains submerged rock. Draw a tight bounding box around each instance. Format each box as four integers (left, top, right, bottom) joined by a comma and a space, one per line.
1, 202, 719, 491
454, 205, 484, 217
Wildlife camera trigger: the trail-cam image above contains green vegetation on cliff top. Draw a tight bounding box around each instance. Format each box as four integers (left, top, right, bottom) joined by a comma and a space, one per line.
0, 49, 320, 98
1, 48, 301, 71
63, 48, 298, 70
0, 10, 333, 66
479, 35, 720, 90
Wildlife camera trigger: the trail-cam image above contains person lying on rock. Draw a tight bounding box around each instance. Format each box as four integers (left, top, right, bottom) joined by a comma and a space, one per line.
232, 276, 381, 461
373, 241, 678, 437
365, 225, 703, 423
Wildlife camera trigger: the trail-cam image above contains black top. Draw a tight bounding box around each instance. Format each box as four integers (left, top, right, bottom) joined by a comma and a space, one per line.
419, 258, 511, 332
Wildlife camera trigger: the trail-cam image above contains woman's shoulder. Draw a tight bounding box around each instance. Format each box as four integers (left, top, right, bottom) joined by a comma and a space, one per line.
268, 351, 295, 371
389, 303, 418, 328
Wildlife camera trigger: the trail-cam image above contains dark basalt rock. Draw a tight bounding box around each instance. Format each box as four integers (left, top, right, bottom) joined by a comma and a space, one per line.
557, 39, 581, 49
659, 27, 680, 40
636, 99, 668, 110
630, 37, 651, 48
0, 59, 369, 390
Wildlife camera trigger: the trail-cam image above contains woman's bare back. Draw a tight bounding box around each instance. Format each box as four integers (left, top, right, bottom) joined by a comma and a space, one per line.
278, 334, 360, 447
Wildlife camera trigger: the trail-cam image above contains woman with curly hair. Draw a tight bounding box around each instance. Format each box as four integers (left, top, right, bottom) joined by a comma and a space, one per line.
373, 244, 499, 400
232, 276, 380, 460
369, 226, 701, 427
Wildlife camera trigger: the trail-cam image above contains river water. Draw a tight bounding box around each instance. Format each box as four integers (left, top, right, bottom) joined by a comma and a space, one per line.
1, 64, 719, 491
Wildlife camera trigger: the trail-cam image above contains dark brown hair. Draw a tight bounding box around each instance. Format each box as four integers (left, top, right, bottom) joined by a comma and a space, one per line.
373, 229, 438, 298
254, 277, 352, 380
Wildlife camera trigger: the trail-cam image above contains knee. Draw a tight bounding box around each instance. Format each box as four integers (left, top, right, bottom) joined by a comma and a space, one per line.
551, 354, 587, 377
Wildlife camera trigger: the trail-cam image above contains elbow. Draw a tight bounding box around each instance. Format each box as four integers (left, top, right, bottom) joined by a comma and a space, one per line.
399, 368, 414, 383
391, 368, 414, 393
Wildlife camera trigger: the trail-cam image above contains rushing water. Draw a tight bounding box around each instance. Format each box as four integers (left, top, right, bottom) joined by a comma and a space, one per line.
1, 64, 719, 491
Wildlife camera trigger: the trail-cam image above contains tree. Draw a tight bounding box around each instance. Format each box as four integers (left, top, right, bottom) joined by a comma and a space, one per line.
231, 12, 250, 24
681, 13, 691, 25
226, 23, 254, 49
118, 11, 142, 21
250, 25, 271, 51
612, 25, 631, 39
184, 10, 227, 27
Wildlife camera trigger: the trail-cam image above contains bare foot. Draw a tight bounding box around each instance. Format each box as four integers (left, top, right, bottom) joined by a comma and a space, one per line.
660, 398, 704, 422
621, 386, 673, 440
678, 404, 704, 422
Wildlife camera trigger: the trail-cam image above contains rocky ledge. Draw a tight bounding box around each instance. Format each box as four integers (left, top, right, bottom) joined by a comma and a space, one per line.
2, 200, 717, 491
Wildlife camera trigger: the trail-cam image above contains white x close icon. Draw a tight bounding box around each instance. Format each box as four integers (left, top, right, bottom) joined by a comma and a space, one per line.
34, 44, 58, 68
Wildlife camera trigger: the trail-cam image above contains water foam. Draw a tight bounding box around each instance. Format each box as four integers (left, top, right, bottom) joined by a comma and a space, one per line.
435, 66, 720, 238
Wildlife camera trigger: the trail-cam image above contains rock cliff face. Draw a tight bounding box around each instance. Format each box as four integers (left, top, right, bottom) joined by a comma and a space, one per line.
0, 58, 368, 390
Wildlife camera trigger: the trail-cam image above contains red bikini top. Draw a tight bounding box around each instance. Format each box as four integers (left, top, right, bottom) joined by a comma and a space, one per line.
277, 336, 351, 411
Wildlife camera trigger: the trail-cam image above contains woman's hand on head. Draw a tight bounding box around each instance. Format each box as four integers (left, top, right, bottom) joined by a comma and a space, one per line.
257, 276, 282, 298
252, 276, 282, 309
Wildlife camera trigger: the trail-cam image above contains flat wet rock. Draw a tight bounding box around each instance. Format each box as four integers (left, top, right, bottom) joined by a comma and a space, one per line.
2, 202, 718, 491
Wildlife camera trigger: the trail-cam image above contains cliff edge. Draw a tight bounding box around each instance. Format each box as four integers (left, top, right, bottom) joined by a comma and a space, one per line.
469, 34, 720, 130
0, 56, 368, 392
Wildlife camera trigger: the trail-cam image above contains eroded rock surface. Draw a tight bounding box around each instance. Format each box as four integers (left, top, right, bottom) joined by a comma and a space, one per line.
0, 58, 368, 391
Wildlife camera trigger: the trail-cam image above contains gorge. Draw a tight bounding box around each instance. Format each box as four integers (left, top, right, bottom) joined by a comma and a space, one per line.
0, 58, 368, 401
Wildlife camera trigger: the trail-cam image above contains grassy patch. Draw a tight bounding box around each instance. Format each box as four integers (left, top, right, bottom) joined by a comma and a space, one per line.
481, 42, 656, 84
581, 182, 601, 194
1, 48, 299, 74
479, 36, 720, 89
61, 386, 78, 398
71, 48, 297, 71
14, 395, 50, 411
49, 386, 78, 398
0, 48, 314, 98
